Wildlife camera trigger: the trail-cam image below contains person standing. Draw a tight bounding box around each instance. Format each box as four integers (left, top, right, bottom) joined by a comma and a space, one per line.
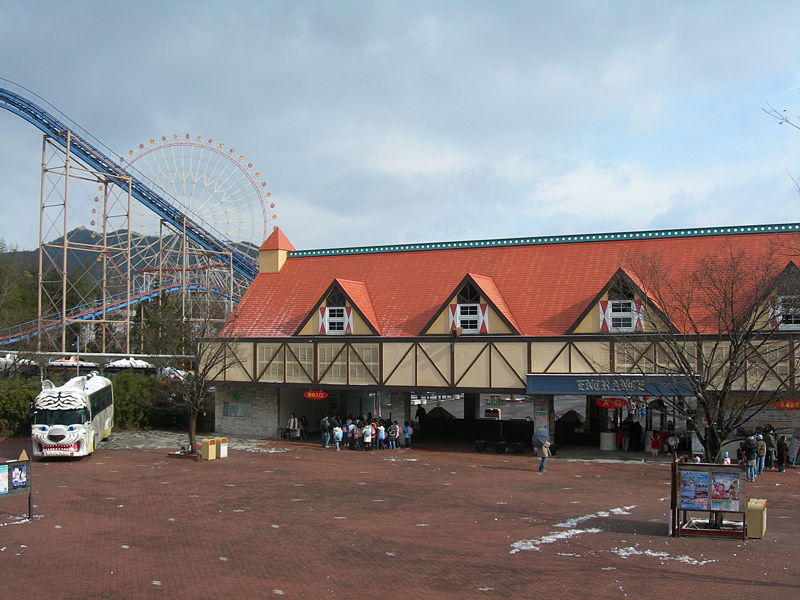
776, 435, 790, 472
756, 434, 767, 475
377, 421, 386, 450
764, 427, 775, 470
744, 436, 757, 482
650, 431, 661, 457
287, 413, 299, 441
403, 421, 413, 448
537, 440, 551, 472
332, 425, 343, 451
362, 420, 372, 450
320, 415, 331, 448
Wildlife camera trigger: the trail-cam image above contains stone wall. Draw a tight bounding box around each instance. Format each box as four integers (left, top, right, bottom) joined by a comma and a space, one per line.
215, 384, 279, 438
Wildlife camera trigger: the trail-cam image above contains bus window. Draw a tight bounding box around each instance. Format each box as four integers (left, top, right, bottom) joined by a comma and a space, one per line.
33, 409, 89, 426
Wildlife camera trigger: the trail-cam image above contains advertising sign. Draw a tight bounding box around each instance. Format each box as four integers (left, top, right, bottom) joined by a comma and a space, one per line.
679, 471, 709, 510
303, 390, 329, 400
596, 397, 628, 408
0, 465, 7, 495
710, 471, 740, 512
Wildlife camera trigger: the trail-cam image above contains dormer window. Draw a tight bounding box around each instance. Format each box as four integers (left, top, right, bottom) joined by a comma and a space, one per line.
319, 288, 352, 335
457, 304, 480, 334
326, 307, 346, 333
610, 300, 635, 331
600, 282, 644, 333
450, 282, 488, 334
777, 296, 800, 330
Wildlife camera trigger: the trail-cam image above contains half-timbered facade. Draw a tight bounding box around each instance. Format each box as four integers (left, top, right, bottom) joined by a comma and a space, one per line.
207, 223, 800, 443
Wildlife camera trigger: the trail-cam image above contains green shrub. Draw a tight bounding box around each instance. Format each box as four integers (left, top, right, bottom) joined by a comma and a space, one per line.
108, 371, 160, 430
0, 377, 39, 436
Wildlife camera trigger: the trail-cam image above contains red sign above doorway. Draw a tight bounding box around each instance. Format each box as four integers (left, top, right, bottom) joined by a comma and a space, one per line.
596, 397, 628, 408
775, 399, 800, 410
303, 390, 329, 400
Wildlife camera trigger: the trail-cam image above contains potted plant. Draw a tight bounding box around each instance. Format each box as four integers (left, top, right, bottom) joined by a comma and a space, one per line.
474, 439, 488, 452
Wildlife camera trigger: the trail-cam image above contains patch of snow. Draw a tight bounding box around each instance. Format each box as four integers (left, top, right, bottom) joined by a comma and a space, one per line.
609, 546, 716, 565
554, 506, 636, 528
509, 528, 603, 554
233, 446, 289, 453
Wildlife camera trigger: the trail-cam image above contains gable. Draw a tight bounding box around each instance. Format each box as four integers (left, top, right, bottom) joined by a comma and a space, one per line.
295, 279, 381, 336
422, 274, 519, 335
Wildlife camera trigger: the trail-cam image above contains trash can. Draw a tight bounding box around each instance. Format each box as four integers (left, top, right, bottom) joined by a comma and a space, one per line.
201, 438, 217, 461
747, 498, 767, 539
600, 431, 616, 451
215, 437, 229, 459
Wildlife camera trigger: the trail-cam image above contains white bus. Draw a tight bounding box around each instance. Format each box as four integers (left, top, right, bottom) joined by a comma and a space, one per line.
31, 372, 114, 458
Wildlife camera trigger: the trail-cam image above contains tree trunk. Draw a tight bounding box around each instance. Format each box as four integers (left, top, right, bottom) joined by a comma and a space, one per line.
188, 410, 198, 454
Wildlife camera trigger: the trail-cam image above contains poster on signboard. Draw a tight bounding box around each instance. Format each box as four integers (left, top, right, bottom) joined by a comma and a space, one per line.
679, 470, 709, 510
11, 463, 27, 489
0, 465, 7, 495
710, 471, 740, 511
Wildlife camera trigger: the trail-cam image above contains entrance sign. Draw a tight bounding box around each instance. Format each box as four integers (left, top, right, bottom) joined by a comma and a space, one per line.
527, 373, 697, 396
303, 390, 329, 400
775, 399, 800, 410
595, 397, 628, 408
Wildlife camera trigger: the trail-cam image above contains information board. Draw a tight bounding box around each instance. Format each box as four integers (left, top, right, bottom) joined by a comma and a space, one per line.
677, 464, 744, 512
1, 459, 31, 497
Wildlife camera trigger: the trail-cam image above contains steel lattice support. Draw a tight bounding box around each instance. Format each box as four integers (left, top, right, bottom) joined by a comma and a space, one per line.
36, 134, 238, 354
37, 133, 133, 354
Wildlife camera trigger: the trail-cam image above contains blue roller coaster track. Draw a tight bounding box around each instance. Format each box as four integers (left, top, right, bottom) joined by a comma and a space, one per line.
0, 284, 234, 345
0, 78, 259, 281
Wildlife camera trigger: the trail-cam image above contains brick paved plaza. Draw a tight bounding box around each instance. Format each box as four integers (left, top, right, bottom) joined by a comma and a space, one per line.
1, 435, 797, 600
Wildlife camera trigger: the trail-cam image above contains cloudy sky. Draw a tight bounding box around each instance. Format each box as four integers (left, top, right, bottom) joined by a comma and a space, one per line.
1, 0, 799, 252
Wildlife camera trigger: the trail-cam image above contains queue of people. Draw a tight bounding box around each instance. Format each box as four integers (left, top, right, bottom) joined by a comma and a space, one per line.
737, 425, 791, 481
288, 413, 414, 451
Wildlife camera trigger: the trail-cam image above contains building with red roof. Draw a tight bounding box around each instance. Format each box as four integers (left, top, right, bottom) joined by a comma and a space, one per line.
208, 223, 800, 450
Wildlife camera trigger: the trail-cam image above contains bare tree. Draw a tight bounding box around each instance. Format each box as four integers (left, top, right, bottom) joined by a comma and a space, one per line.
617, 240, 799, 462
140, 294, 235, 452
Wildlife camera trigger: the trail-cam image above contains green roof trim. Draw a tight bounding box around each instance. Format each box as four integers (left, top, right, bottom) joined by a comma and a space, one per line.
288, 223, 800, 258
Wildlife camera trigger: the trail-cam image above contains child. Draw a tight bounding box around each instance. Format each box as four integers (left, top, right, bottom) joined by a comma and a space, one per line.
332, 425, 343, 451
403, 420, 414, 449
362, 421, 372, 450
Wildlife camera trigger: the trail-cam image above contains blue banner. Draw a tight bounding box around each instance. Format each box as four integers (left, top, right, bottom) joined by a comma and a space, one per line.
527, 373, 697, 396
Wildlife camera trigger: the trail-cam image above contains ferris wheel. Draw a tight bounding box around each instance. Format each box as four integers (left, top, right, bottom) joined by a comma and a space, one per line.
101, 134, 277, 300
123, 133, 276, 245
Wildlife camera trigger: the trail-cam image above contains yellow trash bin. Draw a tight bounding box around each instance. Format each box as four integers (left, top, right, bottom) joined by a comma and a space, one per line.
201, 438, 217, 461
216, 437, 229, 459
747, 498, 767, 539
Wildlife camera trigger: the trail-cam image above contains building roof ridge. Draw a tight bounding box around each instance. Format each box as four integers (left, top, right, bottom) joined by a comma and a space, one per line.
289, 222, 800, 258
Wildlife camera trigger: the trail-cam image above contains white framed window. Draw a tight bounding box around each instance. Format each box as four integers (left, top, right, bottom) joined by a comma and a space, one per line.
610, 300, 635, 331
457, 304, 480, 333
778, 296, 800, 329
326, 307, 346, 334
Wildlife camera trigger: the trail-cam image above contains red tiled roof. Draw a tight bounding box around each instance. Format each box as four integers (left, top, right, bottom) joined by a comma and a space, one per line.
221, 230, 799, 338
466, 273, 521, 333
335, 279, 382, 335
258, 226, 295, 251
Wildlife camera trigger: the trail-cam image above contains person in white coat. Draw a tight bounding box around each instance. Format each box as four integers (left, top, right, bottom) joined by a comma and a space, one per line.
537, 440, 551, 472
